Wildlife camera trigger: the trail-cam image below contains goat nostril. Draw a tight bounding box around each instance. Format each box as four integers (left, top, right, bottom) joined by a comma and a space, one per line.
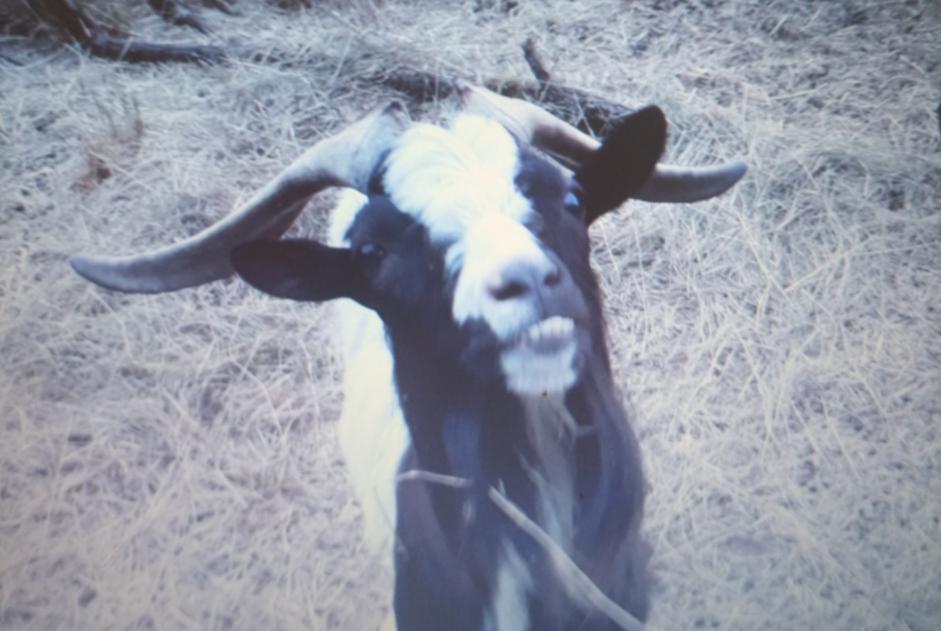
544, 266, 562, 287
489, 279, 528, 301
486, 262, 562, 301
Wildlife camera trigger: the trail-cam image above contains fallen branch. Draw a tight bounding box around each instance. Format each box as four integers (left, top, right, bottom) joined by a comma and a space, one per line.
522, 37, 551, 85
378, 69, 458, 104
200, 0, 238, 16
18, 5, 634, 132
377, 66, 633, 137
146, 0, 211, 35
83, 35, 224, 63
496, 80, 633, 137
27, 0, 224, 63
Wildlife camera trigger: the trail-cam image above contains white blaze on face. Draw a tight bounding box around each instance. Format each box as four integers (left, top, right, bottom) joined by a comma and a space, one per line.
385, 115, 580, 396
384, 115, 531, 243
450, 213, 550, 338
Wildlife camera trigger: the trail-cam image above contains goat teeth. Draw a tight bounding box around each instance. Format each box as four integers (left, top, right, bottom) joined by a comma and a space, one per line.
518, 316, 575, 351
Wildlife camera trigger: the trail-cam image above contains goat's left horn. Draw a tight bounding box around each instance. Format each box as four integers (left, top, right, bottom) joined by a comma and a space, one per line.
71, 102, 409, 294
458, 82, 746, 204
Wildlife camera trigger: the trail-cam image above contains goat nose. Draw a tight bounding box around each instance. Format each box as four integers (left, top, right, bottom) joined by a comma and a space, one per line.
486, 260, 562, 301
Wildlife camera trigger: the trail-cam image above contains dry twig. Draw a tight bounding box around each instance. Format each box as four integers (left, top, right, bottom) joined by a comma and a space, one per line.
397, 469, 643, 631
487, 488, 645, 631
522, 37, 551, 85
396, 469, 473, 489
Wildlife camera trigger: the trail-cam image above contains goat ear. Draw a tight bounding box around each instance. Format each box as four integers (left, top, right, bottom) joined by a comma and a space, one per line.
575, 106, 667, 224
230, 239, 366, 304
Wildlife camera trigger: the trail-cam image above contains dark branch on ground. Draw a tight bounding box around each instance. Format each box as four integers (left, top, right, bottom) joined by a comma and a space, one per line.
85, 33, 224, 63
13, 5, 634, 135
200, 0, 238, 16
27, 0, 224, 63
146, 0, 211, 35
378, 66, 633, 138
522, 37, 551, 85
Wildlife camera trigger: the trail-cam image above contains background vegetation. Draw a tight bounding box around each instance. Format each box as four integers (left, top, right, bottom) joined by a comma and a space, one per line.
1, 1, 939, 629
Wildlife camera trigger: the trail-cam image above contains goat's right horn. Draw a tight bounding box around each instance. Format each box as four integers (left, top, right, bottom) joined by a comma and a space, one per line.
71, 102, 409, 294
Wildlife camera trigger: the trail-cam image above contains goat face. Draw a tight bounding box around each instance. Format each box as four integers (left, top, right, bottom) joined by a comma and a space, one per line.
230, 106, 666, 398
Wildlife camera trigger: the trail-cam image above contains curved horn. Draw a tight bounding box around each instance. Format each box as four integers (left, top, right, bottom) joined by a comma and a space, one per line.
458, 82, 746, 203
71, 102, 409, 293
633, 161, 747, 203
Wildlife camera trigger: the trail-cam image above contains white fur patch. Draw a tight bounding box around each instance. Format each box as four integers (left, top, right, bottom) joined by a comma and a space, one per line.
450, 213, 555, 341
500, 331, 578, 396
485, 543, 533, 631
384, 115, 531, 243
334, 301, 407, 550
329, 191, 407, 570
327, 189, 369, 247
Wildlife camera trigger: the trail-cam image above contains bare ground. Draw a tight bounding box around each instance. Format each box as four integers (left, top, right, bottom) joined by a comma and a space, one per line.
1, 1, 939, 629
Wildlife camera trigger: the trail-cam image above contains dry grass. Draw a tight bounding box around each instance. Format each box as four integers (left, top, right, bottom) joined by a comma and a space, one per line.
1, 1, 939, 629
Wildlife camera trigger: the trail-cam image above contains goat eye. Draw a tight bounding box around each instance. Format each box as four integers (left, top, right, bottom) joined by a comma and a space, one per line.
563, 191, 582, 216
356, 241, 386, 263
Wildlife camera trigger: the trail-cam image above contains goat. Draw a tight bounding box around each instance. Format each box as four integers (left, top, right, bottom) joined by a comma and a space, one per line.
71, 84, 745, 630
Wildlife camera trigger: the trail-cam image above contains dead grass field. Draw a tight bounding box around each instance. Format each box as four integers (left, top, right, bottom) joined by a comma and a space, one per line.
1, 1, 940, 629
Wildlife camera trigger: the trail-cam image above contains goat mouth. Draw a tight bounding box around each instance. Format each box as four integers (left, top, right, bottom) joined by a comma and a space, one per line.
500, 316, 580, 396
509, 316, 576, 355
